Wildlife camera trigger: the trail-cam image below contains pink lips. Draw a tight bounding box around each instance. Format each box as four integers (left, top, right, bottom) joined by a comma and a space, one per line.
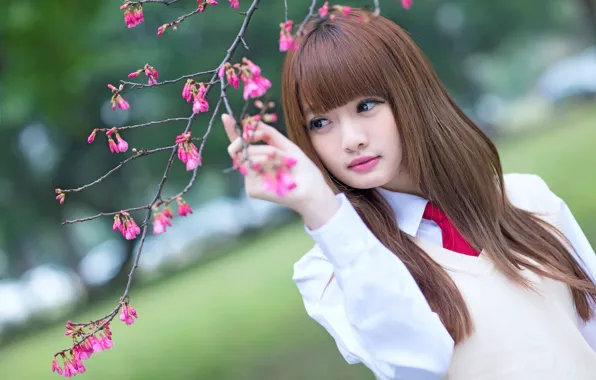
348, 156, 380, 172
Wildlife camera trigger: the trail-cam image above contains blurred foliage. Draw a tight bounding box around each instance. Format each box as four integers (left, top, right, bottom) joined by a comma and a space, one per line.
0, 0, 594, 320
0, 105, 595, 379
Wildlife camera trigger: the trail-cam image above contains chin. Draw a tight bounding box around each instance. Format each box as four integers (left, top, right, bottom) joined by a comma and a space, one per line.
342, 172, 392, 190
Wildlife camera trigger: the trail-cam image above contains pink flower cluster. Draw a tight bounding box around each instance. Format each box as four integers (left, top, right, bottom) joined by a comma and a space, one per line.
242, 59, 272, 100
197, 0, 219, 12
152, 206, 173, 235
218, 63, 240, 90
176, 132, 202, 171
128, 64, 159, 86
113, 212, 141, 240
236, 153, 298, 197
120, 302, 138, 325
279, 20, 298, 52
106, 128, 129, 154
229, 0, 239, 9
177, 197, 193, 216
182, 80, 209, 114
52, 320, 115, 377
55, 189, 66, 204
152, 198, 193, 234
218, 59, 271, 100
107, 84, 130, 111
120, 2, 144, 28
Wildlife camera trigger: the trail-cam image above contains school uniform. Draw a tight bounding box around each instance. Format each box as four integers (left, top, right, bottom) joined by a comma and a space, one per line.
293, 173, 596, 380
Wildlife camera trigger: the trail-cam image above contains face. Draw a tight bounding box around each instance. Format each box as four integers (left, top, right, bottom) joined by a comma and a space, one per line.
303, 96, 418, 193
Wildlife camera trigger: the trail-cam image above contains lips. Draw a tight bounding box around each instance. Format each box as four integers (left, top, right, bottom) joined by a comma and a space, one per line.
348, 156, 379, 168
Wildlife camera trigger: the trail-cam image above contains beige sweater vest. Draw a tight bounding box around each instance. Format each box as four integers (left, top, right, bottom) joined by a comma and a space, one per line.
412, 178, 596, 379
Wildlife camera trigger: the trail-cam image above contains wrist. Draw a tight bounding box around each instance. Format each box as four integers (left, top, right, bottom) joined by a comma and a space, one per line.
297, 187, 340, 231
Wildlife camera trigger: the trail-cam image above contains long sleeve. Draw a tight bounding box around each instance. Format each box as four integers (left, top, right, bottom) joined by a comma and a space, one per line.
508, 173, 596, 351
556, 195, 596, 350
293, 193, 454, 380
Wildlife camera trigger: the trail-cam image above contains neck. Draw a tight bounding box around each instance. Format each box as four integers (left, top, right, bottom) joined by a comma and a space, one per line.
381, 172, 423, 197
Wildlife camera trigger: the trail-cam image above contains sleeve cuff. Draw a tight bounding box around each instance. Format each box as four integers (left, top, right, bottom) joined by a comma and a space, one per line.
304, 193, 380, 269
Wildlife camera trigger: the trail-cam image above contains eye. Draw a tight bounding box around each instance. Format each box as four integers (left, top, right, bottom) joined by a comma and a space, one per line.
357, 99, 384, 113
308, 118, 330, 131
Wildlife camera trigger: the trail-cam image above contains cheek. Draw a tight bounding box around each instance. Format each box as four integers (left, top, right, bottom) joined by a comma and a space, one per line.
310, 134, 343, 171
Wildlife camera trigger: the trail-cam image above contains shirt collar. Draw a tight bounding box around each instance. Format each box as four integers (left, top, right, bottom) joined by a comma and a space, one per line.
376, 187, 429, 236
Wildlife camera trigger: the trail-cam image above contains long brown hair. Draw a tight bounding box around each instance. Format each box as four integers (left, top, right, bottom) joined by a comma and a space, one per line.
281, 9, 596, 343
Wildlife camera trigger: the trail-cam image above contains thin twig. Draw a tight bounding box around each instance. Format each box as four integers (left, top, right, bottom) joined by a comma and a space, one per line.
53, 0, 262, 357
373, 0, 380, 16
296, 0, 317, 36
62, 205, 150, 225
119, 70, 217, 90
60, 146, 175, 194
127, 0, 182, 5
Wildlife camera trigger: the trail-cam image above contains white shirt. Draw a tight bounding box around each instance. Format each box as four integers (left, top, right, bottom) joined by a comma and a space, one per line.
292, 174, 596, 380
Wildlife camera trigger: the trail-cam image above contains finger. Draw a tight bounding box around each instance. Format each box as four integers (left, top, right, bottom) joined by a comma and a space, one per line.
252, 121, 298, 152
235, 144, 280, 161
221, 113, 239, 142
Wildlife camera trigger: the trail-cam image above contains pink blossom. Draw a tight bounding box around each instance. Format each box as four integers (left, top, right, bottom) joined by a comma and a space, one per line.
90, 336, 104, 353
113, 212, 140, 240
339, 6, 352, 18
128, 70, 141, 78
116, 95, 130, 110
152, 212, 172, 234
283, 156, 297, 168
318, 1, 329, 18
55, 192, 65, 204
177, 198, 193, 216
242, 75, 272, 100
182, 81, 193, 102
120, 303, 138, 325
226, 69, 239, 89
244, 58, 261, 76
279, 22, 298, 52
229, 0, 239, 9
123, 5, 144, 28
87, 129, 97, 144
163, 207, 174, 220
192, 95, 209, 114
123, 218, 141, 240
263, 113, 277, 123
101, 334, 114, 350
218, 64, 226, 78
108, 137, 119, 153
176, 132, 202, 171
144, 65, 159, 85
157, 24, 168, 36
115, 133, 128, 152
401, 0, 413, 9
51, 359, 63, 375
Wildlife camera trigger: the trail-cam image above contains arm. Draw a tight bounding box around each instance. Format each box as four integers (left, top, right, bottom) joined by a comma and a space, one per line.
294, 193, 453, 380
557, 196, 596, 351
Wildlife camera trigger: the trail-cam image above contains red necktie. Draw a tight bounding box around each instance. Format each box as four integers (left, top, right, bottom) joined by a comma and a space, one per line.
422, 202, 480, 256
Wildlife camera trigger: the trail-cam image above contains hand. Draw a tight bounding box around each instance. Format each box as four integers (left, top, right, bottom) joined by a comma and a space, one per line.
222, 113, 339, 228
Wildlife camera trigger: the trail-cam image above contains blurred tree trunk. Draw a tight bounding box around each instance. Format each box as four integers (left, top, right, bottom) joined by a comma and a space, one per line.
579, 0, 596, 41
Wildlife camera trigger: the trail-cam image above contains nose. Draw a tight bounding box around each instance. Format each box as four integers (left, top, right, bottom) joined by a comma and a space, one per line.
340, 119, 369, 153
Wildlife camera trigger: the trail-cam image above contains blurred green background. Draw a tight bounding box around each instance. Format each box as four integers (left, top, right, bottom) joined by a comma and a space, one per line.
1, 0, 595, 379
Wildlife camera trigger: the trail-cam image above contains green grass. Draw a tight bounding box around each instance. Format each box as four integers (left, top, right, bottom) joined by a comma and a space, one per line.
499, 105, 596, 244
0, 106, 594, 380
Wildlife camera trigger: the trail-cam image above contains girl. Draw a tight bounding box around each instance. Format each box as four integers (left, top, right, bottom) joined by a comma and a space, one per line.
222, 7, 596, 380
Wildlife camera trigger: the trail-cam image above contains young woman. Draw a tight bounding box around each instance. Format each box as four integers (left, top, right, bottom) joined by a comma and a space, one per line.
222, 7, 596, 380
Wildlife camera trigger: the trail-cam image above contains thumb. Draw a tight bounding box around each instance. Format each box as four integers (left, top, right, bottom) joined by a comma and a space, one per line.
221, 113, 239, 142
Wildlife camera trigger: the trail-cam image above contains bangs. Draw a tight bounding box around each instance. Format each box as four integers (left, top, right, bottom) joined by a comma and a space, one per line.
292, 18, 394, 118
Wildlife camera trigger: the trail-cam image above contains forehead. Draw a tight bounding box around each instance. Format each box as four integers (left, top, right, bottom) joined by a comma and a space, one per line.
292, 23, 391, 117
